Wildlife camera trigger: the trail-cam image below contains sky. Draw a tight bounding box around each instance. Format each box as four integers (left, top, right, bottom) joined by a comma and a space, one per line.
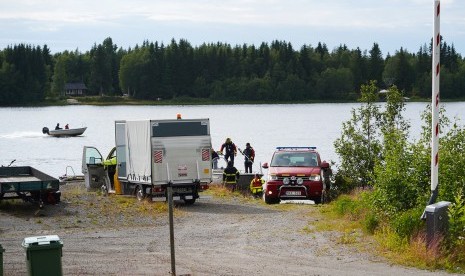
1, 0, 464, 56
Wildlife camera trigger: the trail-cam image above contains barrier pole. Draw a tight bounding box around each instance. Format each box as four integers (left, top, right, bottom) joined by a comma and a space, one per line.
422, 0, 441, 219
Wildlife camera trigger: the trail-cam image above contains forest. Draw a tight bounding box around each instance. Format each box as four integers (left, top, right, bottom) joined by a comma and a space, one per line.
0, 37, 464, 105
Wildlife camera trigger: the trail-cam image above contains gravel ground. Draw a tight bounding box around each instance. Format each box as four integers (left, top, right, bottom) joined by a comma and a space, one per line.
0, 181, 457, 276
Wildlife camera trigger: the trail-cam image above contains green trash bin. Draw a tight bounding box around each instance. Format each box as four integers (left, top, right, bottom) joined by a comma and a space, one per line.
0, 244, 4, 276
22, 235, 63, 276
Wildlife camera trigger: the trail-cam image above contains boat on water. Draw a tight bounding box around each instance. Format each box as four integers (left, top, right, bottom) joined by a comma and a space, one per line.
42, 126, 87, 137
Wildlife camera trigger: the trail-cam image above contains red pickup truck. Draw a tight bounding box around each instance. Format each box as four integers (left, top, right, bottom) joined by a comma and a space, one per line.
261, 147, 331, 204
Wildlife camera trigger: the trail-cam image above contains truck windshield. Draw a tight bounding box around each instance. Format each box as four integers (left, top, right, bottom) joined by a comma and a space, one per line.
270, 152, 318, 167
152, 121, 209, 137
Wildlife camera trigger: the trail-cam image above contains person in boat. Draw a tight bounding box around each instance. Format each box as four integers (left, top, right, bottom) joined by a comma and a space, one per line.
55, 123, 62, 130
211, 148, 219, 169
65, 124, 69, 129
220, 138, 237, 166
223, 161, 240, 192
250, 174, 264, 198
242, 143, 255, 173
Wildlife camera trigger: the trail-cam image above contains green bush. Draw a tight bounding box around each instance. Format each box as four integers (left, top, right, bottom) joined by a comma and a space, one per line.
334, 81, 465, 256
447, 190, 465, 249
334, 195, 358, 216
363, 211, 379, 234
333, 172, 358, 194
390, 207, 424, 241
332, 194, 367, 221
333, 81, 382, 188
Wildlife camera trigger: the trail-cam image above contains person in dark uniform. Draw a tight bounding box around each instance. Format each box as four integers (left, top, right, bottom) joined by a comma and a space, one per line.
55, 123, 62, 130
223, 161, 240, 192
242, 143, 255, 173
220, 138, 237, 166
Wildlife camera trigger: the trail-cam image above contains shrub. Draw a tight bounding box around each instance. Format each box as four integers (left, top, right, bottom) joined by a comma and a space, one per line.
390, 207, 425, 241
364, 211, 379, 234
447, 190, 465, 250
332, 193, 368, 221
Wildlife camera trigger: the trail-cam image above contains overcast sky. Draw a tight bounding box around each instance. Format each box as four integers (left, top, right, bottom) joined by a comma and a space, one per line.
1, 0, 464, 56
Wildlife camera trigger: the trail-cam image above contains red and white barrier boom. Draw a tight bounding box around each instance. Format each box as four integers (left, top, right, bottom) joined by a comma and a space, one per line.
423, 0, 441, 218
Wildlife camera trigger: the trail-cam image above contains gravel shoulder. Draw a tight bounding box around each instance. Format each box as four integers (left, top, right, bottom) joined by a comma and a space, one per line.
0, 181, 456, 275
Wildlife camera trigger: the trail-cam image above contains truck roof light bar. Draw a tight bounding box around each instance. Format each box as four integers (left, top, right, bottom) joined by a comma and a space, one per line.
276, 147, 317, 150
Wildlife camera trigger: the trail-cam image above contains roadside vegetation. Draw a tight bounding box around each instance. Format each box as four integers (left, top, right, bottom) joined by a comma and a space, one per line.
327, 81, 465, 272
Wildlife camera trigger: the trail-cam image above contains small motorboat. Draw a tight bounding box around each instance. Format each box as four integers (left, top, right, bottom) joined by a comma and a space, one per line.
42, 126, 87, 137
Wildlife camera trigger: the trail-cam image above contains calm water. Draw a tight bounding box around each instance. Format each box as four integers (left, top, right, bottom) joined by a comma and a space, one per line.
1, 103, 465, 178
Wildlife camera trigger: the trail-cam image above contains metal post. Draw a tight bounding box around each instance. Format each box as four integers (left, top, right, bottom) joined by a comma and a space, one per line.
167, 182, 176, 276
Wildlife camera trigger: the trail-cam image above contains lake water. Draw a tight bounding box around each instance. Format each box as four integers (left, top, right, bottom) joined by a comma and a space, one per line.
1, 102, 465, 178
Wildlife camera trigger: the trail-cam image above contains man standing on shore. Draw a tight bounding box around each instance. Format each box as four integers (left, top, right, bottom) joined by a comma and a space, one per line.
242, 143, 255, 173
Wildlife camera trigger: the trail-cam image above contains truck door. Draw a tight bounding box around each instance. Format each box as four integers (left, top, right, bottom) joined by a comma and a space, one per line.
82, 146, 107, 191
115, 122, 127, 179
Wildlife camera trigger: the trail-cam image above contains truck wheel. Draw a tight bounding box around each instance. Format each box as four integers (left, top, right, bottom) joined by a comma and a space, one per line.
264, 194, 278, 204
101, 184, 108, 196
184, 198, 196, 205
135, 185, 146, 201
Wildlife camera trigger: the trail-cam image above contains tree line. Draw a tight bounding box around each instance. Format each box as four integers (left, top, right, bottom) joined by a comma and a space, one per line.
0, 37, 464, 105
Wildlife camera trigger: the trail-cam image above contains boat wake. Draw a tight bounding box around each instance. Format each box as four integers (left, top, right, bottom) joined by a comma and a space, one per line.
0, 131, 44, 139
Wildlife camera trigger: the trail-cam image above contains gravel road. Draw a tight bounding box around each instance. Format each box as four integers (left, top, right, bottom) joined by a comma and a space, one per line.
0, 182, 456, 275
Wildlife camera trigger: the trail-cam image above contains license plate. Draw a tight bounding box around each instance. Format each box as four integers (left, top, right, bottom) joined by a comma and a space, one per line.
175, 187, 192, 193
286, 191, 301, 196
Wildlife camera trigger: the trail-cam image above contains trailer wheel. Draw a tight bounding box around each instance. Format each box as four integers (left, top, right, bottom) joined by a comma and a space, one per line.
135, 185, 146, 201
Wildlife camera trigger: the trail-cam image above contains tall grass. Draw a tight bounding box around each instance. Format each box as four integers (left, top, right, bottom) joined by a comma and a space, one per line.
312, 190, 465, 273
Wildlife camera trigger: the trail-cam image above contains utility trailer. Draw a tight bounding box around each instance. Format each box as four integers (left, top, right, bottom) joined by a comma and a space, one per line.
0, 166, 60, 208
82, 118, 212, 204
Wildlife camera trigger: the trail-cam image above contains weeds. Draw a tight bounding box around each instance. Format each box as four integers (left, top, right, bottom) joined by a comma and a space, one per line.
315, 190, 465, 273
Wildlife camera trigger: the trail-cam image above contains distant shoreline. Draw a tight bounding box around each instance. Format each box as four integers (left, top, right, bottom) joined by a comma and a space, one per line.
2, 95, 465, 107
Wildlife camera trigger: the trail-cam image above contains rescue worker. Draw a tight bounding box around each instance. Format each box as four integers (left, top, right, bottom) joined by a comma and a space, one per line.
220, 138, 237, 166
242, 143, 255, 173
223, 161, 240, 192
250, 174, 264, 198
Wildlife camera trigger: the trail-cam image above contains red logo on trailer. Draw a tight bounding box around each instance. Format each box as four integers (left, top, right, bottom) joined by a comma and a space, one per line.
201, 148, 210, 161
154, 150, 163, 163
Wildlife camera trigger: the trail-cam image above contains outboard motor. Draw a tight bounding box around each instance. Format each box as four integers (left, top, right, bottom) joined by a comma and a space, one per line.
42, 127, 49, 134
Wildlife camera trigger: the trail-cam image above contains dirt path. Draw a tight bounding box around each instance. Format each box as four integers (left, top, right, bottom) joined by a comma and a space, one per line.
0, 182, 456, 275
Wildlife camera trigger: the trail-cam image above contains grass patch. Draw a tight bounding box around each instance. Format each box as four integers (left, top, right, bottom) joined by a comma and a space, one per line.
309, 189, 465, 273
205, 185, 253, 201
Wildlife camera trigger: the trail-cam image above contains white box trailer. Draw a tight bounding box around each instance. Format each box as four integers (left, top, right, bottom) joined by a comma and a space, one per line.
82, 118, 212, 204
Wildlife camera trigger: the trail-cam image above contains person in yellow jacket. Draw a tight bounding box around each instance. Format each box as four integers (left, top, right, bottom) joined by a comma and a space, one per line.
250, 174, 264, 198
223, 161, 240, 192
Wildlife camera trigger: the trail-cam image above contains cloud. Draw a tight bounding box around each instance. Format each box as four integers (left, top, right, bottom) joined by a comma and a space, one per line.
0, 0, 463, 54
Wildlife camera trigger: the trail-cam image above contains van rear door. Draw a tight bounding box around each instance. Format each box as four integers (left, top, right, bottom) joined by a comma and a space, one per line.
151, 119, 212, 185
